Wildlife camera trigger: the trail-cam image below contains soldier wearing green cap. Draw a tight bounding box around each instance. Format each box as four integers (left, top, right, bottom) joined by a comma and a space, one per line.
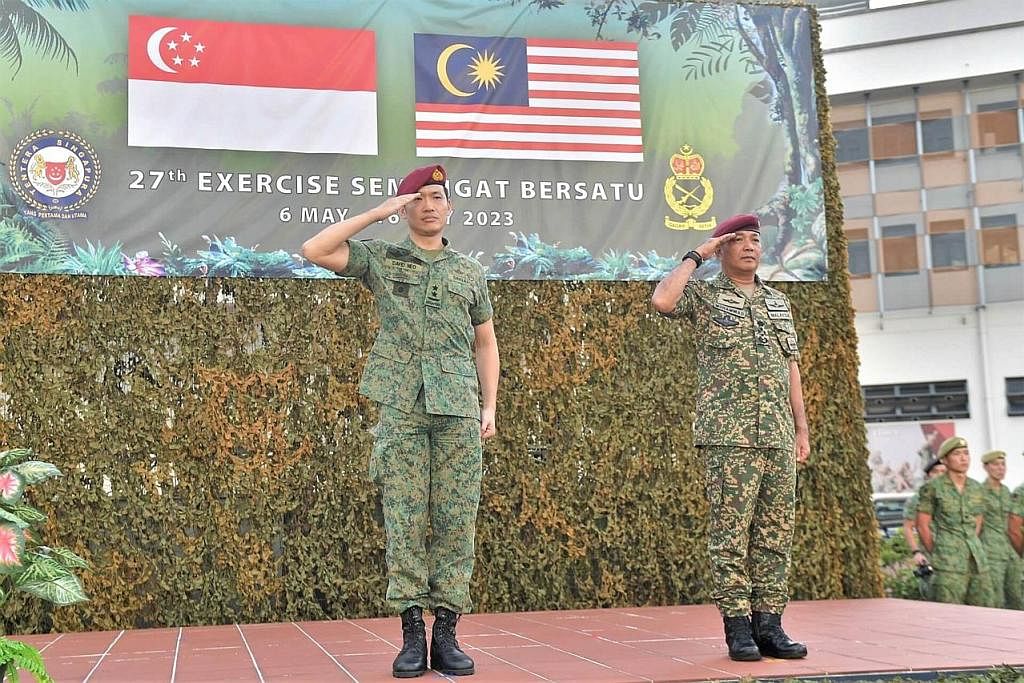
916, 436, 994, 606
981, 450, 1022, 609
302, 164, 499, 677
903, 459, 946, 599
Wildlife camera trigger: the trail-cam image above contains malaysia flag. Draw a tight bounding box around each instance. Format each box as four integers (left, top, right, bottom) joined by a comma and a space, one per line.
414, 33, 642, 162
128, 16, 377, 155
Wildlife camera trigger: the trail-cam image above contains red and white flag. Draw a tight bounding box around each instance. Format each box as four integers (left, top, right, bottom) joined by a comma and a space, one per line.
128, 16, 377, 155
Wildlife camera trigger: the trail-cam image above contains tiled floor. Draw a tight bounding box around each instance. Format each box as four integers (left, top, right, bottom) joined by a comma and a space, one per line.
10, 598, 1024, 682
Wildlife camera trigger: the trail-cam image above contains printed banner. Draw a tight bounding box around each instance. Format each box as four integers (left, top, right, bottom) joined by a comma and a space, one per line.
0, 0, 826, 280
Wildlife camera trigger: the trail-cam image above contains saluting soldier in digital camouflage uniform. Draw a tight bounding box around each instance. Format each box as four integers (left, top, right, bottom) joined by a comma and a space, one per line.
980, 450, 1023, 609
916, 436, 993, 607
904, 458, 946, 599
652, 214, 809, 662
302, 164, 500, 678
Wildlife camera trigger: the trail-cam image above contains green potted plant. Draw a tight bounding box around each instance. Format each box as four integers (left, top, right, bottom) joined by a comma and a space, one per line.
0, 448, 89, 682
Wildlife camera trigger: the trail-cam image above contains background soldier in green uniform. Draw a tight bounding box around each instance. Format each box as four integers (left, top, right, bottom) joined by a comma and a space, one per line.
1009, 452, 1024, 566
903, 459, 946, 599
652, 214, 809, 662
916, 436, 993, 607
302, 164, 500, 678
981, 450, 1022, 609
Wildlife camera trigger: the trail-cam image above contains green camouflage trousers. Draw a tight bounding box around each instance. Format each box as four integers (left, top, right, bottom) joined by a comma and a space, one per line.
370, 391, 482, 615
932, 563, 994, 607
990, 557, 1023, 610
702, 445, 796, 617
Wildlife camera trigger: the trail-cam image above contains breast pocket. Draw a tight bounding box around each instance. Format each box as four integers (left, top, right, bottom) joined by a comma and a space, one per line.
445, 279, 475, 326
381, 265, 424, 300
773, 321, 799, 357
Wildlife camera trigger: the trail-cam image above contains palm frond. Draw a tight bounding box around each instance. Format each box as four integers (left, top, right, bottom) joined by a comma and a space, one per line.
0, 15, 25, 76
23, 0, 90, 10
8, 2, 79, 74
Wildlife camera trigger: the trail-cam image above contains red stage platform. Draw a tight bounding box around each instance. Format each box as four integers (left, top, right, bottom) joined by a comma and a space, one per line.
10, 598, 1024, 682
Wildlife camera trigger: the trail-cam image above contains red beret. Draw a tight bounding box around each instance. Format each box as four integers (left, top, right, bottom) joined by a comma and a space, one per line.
397, 164, 447, 196
712, 213, 760, 238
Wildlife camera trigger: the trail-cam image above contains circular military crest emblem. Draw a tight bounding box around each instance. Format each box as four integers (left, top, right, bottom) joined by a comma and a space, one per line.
8, 129, 101, 214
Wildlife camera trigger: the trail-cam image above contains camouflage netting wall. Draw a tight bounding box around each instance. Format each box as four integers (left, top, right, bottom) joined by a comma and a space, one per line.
0, 7, 881, 634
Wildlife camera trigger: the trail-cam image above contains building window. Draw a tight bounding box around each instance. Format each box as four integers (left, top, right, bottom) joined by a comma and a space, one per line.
880, 223, 919, 274
921, 117, 955, 153
847, 228, 871, 276
874, 157, 921, 192
979, 214, 1021, 266
975, 106, 1020, 148
836, 127, 870, 163
862, 380, 970, 422
1008, 377, 1024, 417
871, 117, 917, 159
928, 219, 968, 268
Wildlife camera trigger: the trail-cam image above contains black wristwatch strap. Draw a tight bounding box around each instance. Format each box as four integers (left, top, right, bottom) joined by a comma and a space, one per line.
682, 250, 703, 268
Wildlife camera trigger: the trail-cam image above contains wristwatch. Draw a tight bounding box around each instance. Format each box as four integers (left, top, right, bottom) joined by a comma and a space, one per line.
682, 250, 703, 268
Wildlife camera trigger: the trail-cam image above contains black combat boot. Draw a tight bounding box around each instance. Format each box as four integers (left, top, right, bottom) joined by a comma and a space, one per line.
751, 611, 807, 659
392, 606, 428, 678
723, 615, 762, 661
430, 606, 475, 675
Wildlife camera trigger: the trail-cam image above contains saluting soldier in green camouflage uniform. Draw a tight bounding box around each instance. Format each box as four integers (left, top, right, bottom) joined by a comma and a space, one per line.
980, 450, 1022, 609
652, 214, 809, 662
916, 436, 993, 607
903, 459, 945, 599
302, 164, 500, 678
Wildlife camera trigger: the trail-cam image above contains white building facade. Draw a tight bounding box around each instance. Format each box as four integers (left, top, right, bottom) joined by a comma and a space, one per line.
816, 0, 1024, 488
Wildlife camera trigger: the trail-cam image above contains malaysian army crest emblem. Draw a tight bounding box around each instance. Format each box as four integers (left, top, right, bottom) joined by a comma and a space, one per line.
664, 145, 715, 230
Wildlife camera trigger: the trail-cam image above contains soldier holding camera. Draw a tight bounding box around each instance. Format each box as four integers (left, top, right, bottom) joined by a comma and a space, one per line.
916, 436, 994, 606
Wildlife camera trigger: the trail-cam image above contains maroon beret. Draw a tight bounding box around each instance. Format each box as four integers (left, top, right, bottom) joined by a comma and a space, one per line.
712, 213, 760, 238
396, 164, 447, 196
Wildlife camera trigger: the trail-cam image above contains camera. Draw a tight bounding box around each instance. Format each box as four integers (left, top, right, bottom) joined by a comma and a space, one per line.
913, 563, 934, 578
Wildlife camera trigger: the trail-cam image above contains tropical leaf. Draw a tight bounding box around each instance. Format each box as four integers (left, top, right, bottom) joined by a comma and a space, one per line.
11, 460, 62, 484
23, 0, 91, 10
66, 239, 127, 275
0, 507, 29, 528
17, 571, 87, 605
0, 469, 25, 504
4, 0, 80, 76
0, 523, 26, 573
0, 448, 32, 468
8, 503, 46, 525
0, 636, 56, 683
36, 545, 88, 570
0, 12, 26, 76
14, 552, 66, 584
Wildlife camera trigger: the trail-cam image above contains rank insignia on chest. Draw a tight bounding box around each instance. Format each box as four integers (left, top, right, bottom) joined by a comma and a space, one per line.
765, 297, 788, 312
426, 282, 442, 308
717, 292, 747, 309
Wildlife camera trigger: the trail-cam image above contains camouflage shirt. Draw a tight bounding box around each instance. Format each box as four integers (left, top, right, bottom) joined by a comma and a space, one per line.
917, 474, 988, 572
664, 272, 800, 448
341, 236, 493, 419
903, 492, 920, 521
1012, 484, 1024, 518
981, 480, 1015, 562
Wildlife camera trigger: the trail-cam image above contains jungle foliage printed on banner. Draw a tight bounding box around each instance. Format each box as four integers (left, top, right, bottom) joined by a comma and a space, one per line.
1, 0, 825, 280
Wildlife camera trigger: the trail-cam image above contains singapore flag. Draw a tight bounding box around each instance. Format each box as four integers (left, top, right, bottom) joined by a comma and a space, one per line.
127, 15, 378, 155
